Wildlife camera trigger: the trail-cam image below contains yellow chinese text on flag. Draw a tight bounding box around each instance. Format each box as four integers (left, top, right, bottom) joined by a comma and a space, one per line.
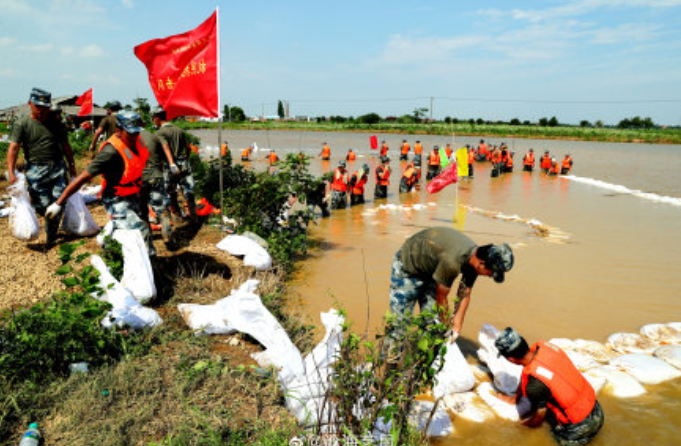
456, 148, 469, 177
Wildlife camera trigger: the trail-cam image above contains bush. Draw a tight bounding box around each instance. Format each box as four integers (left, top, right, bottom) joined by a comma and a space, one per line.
357, 113, 381, 125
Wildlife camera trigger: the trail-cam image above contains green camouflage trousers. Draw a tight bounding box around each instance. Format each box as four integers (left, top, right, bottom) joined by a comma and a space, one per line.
140, 179, 171, 241
166, 158, 196, 217
551, 401, 604, 446
102, 194, 156, 256
25, 161, 68, 242
330, 190, 347, 209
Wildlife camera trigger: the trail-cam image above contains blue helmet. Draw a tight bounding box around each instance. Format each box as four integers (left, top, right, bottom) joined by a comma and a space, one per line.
116, 110, 144, 134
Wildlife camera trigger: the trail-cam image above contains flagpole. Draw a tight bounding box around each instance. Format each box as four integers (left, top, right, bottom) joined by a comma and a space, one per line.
215, 6, 225, 232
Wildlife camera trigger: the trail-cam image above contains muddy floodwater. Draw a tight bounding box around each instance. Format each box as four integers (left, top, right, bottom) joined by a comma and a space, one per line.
193, 129, 681, 446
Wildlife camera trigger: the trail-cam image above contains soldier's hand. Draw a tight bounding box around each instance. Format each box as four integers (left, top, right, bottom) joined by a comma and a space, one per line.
69, 164, 77, 179
7, 171, 17, 185
45, 203, 63, 219
170, 164, 180, 175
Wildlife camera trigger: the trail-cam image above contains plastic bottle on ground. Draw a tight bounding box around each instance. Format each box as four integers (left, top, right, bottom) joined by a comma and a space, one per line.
19, 423, 40, 446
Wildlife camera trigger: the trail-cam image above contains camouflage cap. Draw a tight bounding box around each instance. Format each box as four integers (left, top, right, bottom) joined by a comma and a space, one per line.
495, 327, 524, 358
116, 110, 144, 134
487, 243, 514, 283
381, 155, 390, 164
362, 163, 370, 174
29, 88, 52, 107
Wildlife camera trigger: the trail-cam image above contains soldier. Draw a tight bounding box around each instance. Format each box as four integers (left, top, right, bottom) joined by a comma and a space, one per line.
374, 156, 391, 199
152, 107, 197, 222
330, 161, 349, 209
139, 129, 172, 244
348, 163, 370, 206
7, 88, 77, 246
47, 111, 156, 256
89, 101, 122, 151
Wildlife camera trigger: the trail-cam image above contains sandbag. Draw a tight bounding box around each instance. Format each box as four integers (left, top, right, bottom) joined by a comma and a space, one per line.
582, 373, 607, 395
216, 234, 272, 271
476, 382, 531, 421
408, 400, 455, 437
477, 324, 523, 395
432, 342, 476, 397
654, 345, 681, 370
607, 332, 658, 354
640, 324, 681, 344
442, 391, 495, 423
0, 207, 13, 218
585, 366, 646, 398
610, 353, 681, 385
564, 349, 600, 372
61, 192, 99, 236
79, 184, 102, 203
550, 338, 615, 364
113, 229, 156, 303
96, 221, 114, 246
7, 173, 40, 241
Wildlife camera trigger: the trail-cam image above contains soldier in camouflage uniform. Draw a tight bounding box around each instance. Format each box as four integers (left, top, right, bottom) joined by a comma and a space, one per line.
385, 227, 514, 359
152, 107, 197, 221
89, 101, 122, 151
139, 129, 172, 243
47, 111, 156, 256
7, 88, 77, 245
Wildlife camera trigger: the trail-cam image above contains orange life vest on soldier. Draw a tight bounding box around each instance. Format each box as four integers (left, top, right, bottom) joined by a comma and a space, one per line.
506, 155, 514, 167
347, 151, 356, 161
403, 166, 417, 186
552, 162, 561, 174
269, 152, 278, 164
331, 168, 348, 192
492, 150, 502, 163
322, 145, 331, 159
524, 152, 535, 166
380, 144, 388, 157
479, 143, 487, 155
351, 171, 367, 195
468, 150, 475, 164
401, 143, 410, 155
445, 146, 453, 158
98, 134, 148, 197
521, 341, 596, 425
428, 152, 440, 166
541, 155, 552, 169
562, 157, 572, 170
241, 148, 250, 159
376, 165, 390, 186
414, 143, 423, 155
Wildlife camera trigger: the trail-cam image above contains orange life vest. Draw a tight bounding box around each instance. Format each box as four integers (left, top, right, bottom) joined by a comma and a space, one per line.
468, 150, 475, 164
241, 148, 250, 159
401, 143, 410, 155
351, 171, 367, 195
322, 145, 331, 159
552, 161, 561, 174
524, 153, 535, 166
492, 151, 502, 163
445, 147, 453, 158
98, 134, 148, 197
331, 168, 348, 192
521, 342, 596, 425
506, 155, 514, 167
221, 143, 228, 157
190, 144, 199, 154
562, 157, 572, 170
414, 143, 423, 155
479, 143, 487, 155
380, 144, 388, 157
347, 151, 356, 161
269, 152, 278, 164
428, 152, 440, 166
376, 165, 390, 186
541, 155, 552, 169
402, 165, 417, 186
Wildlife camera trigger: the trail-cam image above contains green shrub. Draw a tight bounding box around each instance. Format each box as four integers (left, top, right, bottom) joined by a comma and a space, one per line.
68, 131, 93, 158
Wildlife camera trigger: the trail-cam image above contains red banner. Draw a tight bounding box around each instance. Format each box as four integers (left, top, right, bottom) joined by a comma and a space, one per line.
134, 10, 219, 120
76, 88, 93, 116
370, 135, 378, 150
427, 164, 458, 194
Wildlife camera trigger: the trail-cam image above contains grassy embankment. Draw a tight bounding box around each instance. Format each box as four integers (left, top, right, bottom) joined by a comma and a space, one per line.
176, 120, 681, 144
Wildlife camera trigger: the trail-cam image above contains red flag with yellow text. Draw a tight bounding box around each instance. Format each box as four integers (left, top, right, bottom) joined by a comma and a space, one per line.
76, 88, 93, 116
134, 10, 220, 120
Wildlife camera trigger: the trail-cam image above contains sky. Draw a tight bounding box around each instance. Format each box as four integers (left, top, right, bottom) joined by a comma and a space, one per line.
1, 0, 681, 125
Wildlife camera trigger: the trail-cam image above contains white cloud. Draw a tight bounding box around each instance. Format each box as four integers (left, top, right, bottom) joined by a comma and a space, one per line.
121, 0, 133, 8
60, 47, 75, 55
19, 43, 54, 52
0, 68, 17, 77
80, 44, 104, 58
373, 34, 488, 66
589, 23, 660, 44
0, 36, 15, 46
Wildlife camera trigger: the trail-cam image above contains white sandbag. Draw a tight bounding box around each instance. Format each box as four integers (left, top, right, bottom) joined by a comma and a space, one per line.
433, 342, 476, 397
564, 349, 600, 372
61, 192, 99, 236
79, 184, 102, 203
640, 324, 681, 343
476, 325, 523, 395
585, 366, 646, 398
610, 353, 681, 385
408, 400, 455, 437
572, 339, 617, 364
549, 338, 615, 366
476, 382, 522, 421
607, 332, 659, 355
654, 345, 681, 370
582, 373, 607, 395
102, 305, 163, 330
287, 395, 337, 427
216, 234, 272, 271
668, 322, 681, 332
0, 207, 13, 218
178, 302, 238, 335
442, 391, 495, 423
7, 173, 40, 241
478, 324, 501, 350
113, 229, 156, 303
96, 221, 114, 246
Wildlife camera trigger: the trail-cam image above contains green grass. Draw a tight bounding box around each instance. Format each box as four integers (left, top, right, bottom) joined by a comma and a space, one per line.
174, 120, 681, 144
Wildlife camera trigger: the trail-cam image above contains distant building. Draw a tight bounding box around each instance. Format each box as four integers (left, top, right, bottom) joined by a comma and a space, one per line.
0, 95, 107, 125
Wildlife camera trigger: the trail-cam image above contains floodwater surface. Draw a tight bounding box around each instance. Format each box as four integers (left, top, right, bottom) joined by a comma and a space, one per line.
193, 129, 681, 446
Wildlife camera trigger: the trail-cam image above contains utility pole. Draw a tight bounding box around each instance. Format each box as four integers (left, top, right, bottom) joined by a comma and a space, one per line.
430, 96, 434, 121
285, 101, 290, 119
261, 103, 265, 119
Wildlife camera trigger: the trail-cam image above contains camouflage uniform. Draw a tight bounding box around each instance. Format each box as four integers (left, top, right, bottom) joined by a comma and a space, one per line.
551, 401, 604, 446
140, 179, 171, 241
167, 158, 196, 217
102, 195, 155, 256
25, 160, 68, 242
330, 190, 347, 210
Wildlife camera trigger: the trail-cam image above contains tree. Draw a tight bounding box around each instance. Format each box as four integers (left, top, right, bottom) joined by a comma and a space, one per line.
538, 117, 549, 126
223, 105, 246, 122
595, 120, 604, 128
548, 116, 559, 127
132, 97, 151, 126
476, 118, 484, 125
357, 113, 381, 124
412, 107, 428, 121
277, 100, 285, 119
510, 118, 521, 126
444, 117, 452, 124
580, 120, 591, 128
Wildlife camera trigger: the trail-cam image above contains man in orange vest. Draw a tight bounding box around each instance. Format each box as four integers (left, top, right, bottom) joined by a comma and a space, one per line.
330, 161, 349, 209
561, 154, 573, 175
427, 146, 441, 180
267, 150, 278, 166
241, 146, 252, 162
445, 143, 453, 159
491, 147, 503, 177
399, 158, 421, 193
400, 140, 410, 160
47, 111, 156, 255
380, 141, 389, 157
523, 149, 535, 172
540, 151, 552, 173
320, 142, 331, 160
346, 149, 356, 161
496, 327, 604, 446
348, 163, 370, 206
549, 158, 561, 176
414, 140, 423, 157
477, 139, 488, 161
504, 151, 514, 173
374, 156, 391, 199
467, 145, 475, 178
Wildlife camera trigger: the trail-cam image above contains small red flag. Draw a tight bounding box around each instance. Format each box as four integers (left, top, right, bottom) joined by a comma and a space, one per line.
370, 135, 378, 150
427, 163, 458, 194
76, 88, 93, 116
134, 10, 220, 120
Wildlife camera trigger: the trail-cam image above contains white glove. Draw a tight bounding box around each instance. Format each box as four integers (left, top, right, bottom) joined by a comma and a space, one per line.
45, 202, 62, 219
170, 164, 180, 175
449, 331, 460, 344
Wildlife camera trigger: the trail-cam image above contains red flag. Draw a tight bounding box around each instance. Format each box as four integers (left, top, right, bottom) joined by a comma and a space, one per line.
427, 163, 458, 194
370, 135, 378, 150
76, 88, 93, 116
134, 10, 220, 120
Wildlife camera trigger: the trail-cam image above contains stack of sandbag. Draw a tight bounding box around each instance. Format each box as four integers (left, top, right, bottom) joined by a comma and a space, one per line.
476, 324, 523, 395
432, 342, 476, 398
90, 255, 162, 330
7, 172, 40, 241
216, 234, 272, 271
